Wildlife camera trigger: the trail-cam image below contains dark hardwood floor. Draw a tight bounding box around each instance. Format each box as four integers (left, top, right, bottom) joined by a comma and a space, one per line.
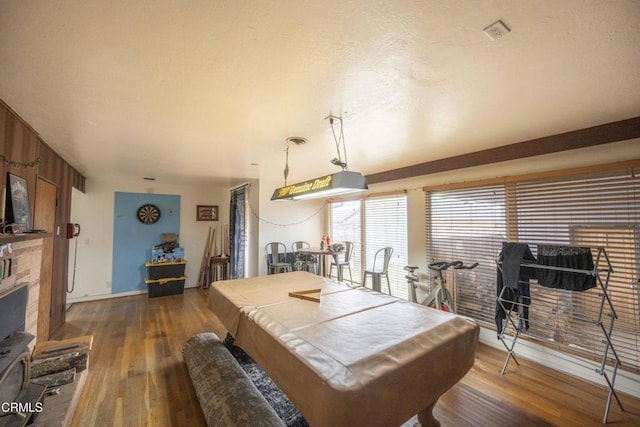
52, 288, 640, 426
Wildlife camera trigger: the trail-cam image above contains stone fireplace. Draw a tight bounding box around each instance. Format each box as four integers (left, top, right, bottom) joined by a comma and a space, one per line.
0, 237, 46, 426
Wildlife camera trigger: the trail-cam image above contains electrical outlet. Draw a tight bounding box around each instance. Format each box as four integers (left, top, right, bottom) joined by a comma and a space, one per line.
483, 20, 510, 40
106, 281, 112, 289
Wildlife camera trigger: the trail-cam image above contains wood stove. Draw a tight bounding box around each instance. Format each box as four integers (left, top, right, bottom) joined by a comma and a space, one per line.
0, 284, 45, 426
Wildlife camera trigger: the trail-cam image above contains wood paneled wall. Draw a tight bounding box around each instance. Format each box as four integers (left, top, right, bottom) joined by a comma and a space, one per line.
0, 103, 39, 218
38, 141, 86, 333
0, 99, 86, 337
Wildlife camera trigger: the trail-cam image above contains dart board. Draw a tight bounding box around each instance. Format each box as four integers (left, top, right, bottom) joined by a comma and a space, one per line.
136, 203, 161, 224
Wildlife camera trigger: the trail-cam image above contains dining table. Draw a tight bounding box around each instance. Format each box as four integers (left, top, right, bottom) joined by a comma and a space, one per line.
208, 271, 479, 427
296, 246, 343, 279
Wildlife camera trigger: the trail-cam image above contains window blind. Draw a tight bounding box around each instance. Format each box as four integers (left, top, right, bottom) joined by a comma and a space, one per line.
426, 185, 506, 318
513, 170, 639, 371
426, 165, 640, 373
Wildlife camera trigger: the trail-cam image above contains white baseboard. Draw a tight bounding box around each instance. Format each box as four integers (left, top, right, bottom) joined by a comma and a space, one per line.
67, 289, 146, 303
479, 327, 640, 399
67, 285, 199, 304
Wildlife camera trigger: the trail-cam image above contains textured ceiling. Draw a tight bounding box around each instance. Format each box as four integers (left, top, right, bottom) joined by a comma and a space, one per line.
1, 1, 639, 186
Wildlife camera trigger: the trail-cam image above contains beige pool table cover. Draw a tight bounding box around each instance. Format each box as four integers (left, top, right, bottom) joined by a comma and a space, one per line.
208, 271, 479, 427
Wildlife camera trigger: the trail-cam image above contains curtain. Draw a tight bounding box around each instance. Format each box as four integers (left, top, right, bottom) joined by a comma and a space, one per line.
229, 184, 248, 279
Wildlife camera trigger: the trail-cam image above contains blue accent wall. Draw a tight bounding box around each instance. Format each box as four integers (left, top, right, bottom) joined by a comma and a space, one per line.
112, 192, 181, 294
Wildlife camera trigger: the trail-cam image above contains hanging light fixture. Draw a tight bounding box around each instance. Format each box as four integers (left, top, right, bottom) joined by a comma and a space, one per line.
271, 115, 368, 201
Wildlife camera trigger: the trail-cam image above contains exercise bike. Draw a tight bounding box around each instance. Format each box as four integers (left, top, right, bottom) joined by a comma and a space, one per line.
404, 261, 478, 312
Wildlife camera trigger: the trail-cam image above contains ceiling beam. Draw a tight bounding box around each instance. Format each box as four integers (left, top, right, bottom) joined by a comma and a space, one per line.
365, 116, 640, 185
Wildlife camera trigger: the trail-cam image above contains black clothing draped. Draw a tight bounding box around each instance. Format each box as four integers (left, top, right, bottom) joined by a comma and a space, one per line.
536, 245, 596, 291
495, 242, 536, 336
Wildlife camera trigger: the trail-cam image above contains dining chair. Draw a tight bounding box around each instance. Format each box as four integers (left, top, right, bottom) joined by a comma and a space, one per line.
292, 241, 317, 273
329, 241, 354, 283
362, 246, 393, 295
265, 242, 292, 274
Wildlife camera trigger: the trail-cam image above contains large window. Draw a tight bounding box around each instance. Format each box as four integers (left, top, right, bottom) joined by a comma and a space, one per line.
426, 163, 640, 372
330, 194, 408, 298
427, 185, 506, 318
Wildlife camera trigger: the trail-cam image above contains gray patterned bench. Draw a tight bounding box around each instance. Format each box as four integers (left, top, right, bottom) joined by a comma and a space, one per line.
183, 333, 286, 427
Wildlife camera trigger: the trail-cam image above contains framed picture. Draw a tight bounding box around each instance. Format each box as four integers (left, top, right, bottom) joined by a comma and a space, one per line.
197, 205, 219, 221
6, 173, 32, 231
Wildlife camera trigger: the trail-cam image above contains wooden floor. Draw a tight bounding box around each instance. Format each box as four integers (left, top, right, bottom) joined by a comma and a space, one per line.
52, 288, 640, 427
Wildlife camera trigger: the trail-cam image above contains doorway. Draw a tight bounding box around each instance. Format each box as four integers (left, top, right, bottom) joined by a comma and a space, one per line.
33, 177, 57, 339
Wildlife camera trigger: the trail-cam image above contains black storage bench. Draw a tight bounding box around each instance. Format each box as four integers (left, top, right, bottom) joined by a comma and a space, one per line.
144, 261, 187, 298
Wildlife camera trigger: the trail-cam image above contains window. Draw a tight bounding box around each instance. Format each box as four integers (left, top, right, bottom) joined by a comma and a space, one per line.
329, 194, 408, 298
427, 185, 506, 318
426, 163, 640, 372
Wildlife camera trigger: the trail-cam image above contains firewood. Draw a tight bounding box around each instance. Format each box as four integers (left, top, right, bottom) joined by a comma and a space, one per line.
33, 335, 93, 356
43, 343, 80, 353
30, 352, 88, 378
30, 368, 76, 387
32, 345, 90, 361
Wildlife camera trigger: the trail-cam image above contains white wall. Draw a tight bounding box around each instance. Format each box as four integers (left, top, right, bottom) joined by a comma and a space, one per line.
67, 175, 325, 301
257, 178, 325, 276
67, 176, 230, 302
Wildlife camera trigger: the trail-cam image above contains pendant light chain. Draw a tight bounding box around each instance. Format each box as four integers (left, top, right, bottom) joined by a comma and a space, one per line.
329, 115, 348, 171
284, 144, 290, 185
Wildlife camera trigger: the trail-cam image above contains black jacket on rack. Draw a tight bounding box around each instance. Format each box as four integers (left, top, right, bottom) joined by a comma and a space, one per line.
495, 242, 536, 336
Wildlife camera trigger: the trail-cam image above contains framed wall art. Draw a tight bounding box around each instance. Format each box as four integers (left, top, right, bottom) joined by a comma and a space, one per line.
197, 205, 219, 221
6, 173, 32, 231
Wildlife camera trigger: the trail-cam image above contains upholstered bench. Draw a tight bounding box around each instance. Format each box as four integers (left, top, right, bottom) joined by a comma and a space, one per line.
183, 333, 286, 427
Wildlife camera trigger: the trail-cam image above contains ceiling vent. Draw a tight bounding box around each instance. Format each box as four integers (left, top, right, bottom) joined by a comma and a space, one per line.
483, 20, 510, 40
286, 137, 308, 145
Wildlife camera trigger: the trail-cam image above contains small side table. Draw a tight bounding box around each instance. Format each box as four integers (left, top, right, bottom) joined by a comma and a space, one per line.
209, 256, 230, 285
